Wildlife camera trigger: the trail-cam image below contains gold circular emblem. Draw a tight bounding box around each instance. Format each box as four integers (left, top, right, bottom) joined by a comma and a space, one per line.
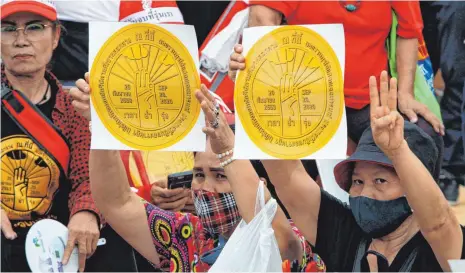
235, 26, 344, 159
1, 136, 60, 220
91, 23, 200, 150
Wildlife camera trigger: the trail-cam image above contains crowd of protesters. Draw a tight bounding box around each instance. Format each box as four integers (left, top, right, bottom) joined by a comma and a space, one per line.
1, 0, 464, 272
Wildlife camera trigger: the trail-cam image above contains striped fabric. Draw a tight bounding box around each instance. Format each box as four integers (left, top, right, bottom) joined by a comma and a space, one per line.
192, 189, 241, 235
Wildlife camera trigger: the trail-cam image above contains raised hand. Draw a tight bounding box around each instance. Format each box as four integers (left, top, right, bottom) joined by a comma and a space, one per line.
369, 71, 405, 157
13, 167, 27, 186
194, 85, 235, 154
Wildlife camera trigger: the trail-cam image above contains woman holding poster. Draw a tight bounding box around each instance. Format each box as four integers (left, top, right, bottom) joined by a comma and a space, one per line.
70, 76, 326, 271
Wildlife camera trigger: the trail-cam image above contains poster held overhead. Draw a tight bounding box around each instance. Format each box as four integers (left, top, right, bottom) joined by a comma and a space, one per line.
89, 22, 205, 152
234, 24, 347, 160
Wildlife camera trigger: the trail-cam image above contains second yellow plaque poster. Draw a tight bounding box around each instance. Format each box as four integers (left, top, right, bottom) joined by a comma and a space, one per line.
91, 24, 200, 150
235, 26, 344, 159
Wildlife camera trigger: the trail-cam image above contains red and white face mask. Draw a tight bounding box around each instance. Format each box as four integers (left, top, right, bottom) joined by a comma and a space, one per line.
192, 189, 241, 236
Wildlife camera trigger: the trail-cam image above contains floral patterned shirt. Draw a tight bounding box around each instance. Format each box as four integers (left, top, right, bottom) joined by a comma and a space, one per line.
144, 202, 326, 272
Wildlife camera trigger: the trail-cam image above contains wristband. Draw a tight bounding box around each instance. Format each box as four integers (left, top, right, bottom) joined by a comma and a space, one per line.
217, 149, 233, 159
220, 158, 235, 168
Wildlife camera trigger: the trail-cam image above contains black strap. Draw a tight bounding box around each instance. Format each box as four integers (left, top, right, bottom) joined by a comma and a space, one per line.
352, 238, 419, 272
399, 247, 418, 272
352, 238, 368, 272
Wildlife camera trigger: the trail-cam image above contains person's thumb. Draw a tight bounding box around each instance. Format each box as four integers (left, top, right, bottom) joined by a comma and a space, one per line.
1, 210, 17, 240
234, 44, 243, 54
402, 109, 418, 123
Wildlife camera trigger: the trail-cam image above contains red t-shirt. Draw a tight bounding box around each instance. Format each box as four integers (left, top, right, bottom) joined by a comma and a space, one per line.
249, 1, 423, 109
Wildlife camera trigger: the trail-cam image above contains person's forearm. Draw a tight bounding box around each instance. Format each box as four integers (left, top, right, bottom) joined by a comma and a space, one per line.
89, 150, 133, 211
248, 5, 282, 27
272, 204, 303, 262
223, 160, 261, 222
390, 141, 462, 270
390, 141, 455, 232
262, 160, 319, 209
262, 160, 320, 245
262, 160, 319, 194
90, 150, 161, 265
396, 37, 418, 98
224, 160, 302, 261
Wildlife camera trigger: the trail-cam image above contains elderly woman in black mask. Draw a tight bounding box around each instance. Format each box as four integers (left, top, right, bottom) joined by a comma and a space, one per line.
250, 71, 463, 272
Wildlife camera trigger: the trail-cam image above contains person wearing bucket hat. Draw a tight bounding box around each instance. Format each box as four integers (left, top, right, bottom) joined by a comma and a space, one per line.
1, 1, 103, 272
332, 118, 438, 240
257, 71, 464, 272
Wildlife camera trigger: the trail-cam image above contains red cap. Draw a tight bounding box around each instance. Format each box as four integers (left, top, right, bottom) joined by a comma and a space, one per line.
1, 0, 57, 21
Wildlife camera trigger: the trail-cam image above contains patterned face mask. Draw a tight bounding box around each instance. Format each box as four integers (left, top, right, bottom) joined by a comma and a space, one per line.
193, 189, 241, 236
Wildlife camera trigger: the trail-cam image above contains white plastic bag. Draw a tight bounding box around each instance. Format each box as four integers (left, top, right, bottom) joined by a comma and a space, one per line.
208, 180, 283, 272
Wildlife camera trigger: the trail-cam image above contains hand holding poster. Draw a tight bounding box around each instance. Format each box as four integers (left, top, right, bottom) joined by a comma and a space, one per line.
89, 22, 205, 151
234, 25, 347, 159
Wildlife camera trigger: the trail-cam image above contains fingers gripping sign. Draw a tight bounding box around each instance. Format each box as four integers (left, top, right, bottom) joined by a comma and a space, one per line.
228, 44, 246, 82
369, 71, 405, 156
69, 72, 91, 121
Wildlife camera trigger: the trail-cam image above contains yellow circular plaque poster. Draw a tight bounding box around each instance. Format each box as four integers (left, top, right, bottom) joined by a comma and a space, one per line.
91, 24, 200, 150
235, 26, 344, 159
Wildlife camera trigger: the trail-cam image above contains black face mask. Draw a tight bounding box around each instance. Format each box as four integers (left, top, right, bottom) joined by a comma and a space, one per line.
349, 196, 412, 238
